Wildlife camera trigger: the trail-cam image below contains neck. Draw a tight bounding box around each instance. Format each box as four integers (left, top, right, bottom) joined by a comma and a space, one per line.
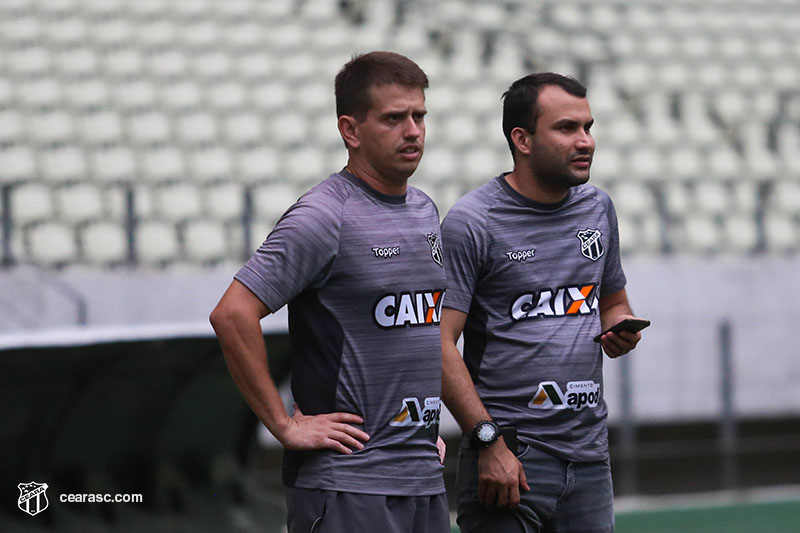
345, 162, 408, 196
505, 169, 568, 204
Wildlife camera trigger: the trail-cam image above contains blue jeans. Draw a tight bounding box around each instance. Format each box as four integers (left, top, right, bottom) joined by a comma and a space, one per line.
456, 436, 614, 533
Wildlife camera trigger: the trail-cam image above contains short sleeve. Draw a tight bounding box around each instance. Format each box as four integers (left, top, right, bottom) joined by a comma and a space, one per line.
235, 196, 342, 311
440, 203, 487, 313
600, 194, 626, 296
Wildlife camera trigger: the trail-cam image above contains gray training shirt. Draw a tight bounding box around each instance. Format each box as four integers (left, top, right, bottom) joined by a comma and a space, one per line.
441, 174, 626, 462
236, 170, 446, 496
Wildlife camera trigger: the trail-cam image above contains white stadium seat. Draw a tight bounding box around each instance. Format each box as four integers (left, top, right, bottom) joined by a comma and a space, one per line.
0, 0, 798, 266
27, 222, 75, 264
40, 145, 86, 183
140, 147, 186, 183
13, 183, 53, 225
55, 183, 104, 223
188, 146, 234, 183
183, 220, 228, 263
154, 183, 203, 222
253, 183, 299, 226
82, 221, 128, 264
0, 146, 36, 183
91, 146, 136, 182
204, 183, 244, 221
137, 221, 178, 263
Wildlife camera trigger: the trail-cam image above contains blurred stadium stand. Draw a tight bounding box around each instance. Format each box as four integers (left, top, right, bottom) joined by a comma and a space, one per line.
0, 0, 798, 266
2, 0, 800, 530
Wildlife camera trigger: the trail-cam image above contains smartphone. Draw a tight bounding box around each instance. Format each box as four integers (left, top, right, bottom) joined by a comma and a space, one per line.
593, 318, 650, 343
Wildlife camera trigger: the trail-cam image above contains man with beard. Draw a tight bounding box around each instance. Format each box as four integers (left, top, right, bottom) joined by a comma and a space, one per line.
440, 73, 646, 532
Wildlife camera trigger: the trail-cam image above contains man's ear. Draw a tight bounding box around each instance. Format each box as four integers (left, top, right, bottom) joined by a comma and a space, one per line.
338, 115, 360, 149
510, 127, 531, 157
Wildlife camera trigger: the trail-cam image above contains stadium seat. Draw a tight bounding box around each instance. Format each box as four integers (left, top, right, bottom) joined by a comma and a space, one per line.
617, 211, 661, 255
204, 183, 244, 222
707, 145, 742, 181
54, 46, 98, 78
28, 110, 75, 145
0, 145, 36, 183
627, 147, 663, 181
441, 114, 480, 148
28, 222, 76, 265
721, 213, 759, 253
235, 51, 274, 81
0, 0, 798, 266
281, 146, 325, 184
267, 111, 308, 147
79, 110, 124, 145
7, 45, 50, 76
91, 146, 137, 183
45, 16, 88, 47
154, 182, 203, 222
250, 81, 291, 113
666, 145, 705, 181
63, 78, 110, 109
612, 182, 657, 217
679, 213, 720, 254
418, 147, 457, 183
40, 145, 87, 183
191, 50, 232, 80
693, 182, 731, 217
128, 111, 172, 146
184, 219, 230, 263
252, 183, 299, 226
140, 146, 186, 183
161, 79, 203, 111
769, 181, 800, 213
591, 146, 625, 182
176, 111, 219, 146
12, 183, 53, 225
82, 221, 128, 264
137, 220, 179, 264
459, 147, 503, 184
221, 112, 264, 147
763, 212, 798, 253
237, 147, 280, 184
113, 80, 158, 111
206, 80, 248, 111
663, 181, 691, 217
15, 77, 62, 108
55, 183, 104, 224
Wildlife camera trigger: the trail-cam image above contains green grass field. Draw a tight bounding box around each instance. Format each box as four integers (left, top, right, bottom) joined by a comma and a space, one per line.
615, 498, 800, 533
449, 496, 800, 533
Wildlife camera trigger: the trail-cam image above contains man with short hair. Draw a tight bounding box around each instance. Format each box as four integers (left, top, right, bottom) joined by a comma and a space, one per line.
441, 72, 646, 532
211, 51, 449, 532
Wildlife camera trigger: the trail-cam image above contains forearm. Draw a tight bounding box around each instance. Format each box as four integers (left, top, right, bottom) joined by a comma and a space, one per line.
442, 339, 491, 433
211, 310, 290, 442
599, 288, 634, 330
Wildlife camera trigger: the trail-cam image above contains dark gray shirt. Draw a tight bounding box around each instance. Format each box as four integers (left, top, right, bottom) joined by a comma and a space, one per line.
236, 170, 446, 495
441, 174, 626, 461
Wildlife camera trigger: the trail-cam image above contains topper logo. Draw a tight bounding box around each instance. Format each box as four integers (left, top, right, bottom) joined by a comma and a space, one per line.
505, 249, 536, 262
373, 246, 400, 258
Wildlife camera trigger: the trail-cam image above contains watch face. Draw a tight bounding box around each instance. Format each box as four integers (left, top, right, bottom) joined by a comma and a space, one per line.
477, 423, 497, 442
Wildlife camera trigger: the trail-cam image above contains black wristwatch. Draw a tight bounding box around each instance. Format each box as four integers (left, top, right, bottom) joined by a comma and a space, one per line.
471, 420, 500, 448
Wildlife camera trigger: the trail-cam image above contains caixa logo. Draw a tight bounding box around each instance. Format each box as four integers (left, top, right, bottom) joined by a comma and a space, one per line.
528, 380, 601, 411
389, 397, 441, 428
510, 283, 598, 321
373, 289, 444, 329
